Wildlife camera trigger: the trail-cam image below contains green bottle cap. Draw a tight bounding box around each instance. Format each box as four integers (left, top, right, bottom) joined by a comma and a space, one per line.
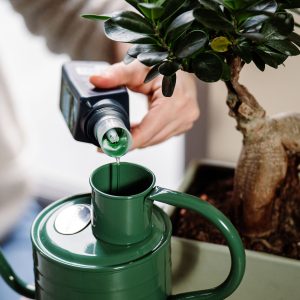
95, 117, 132, 158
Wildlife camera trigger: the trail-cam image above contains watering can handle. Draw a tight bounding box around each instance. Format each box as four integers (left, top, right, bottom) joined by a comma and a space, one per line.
0, 248, 35, 298
148, 186, 246, 300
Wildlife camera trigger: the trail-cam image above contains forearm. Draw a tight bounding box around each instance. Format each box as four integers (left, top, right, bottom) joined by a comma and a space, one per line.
9, 0, 129, 62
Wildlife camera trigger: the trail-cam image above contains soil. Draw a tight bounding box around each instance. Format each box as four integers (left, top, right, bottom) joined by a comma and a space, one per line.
171, 160, 300, 260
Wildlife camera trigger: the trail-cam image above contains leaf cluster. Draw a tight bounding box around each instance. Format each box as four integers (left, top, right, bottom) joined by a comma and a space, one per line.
83, 0, 300, 96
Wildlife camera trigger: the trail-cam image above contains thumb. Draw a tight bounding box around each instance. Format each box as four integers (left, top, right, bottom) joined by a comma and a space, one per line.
90, 61, 143, 89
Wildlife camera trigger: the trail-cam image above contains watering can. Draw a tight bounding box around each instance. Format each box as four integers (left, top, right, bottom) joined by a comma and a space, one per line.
0, 162, 245, 299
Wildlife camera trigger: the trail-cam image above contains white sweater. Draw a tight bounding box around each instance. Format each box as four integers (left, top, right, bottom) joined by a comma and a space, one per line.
0, 0, 129, 239
0, 64, 32, 239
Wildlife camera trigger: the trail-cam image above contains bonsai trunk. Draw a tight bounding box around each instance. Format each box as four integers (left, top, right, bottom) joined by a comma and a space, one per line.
226, 57, 300, 237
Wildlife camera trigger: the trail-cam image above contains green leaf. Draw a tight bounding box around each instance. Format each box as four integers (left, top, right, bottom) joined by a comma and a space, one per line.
104, 19, 157, 43
111, 11, 154, 34
127, 44, 165, 58
240, 14, 269, 30
174, 30, 208, 58
211, 36, 232, 52
159, 0, 187, 21
255, 49, 278, 68
289, 32, 300, 47
124, 0, 143, 13
252, 52, 266, 70
138, 3, 164, 20
137, 52, 168, 66
144, 64, 161, 83
271, 12, 294, 36
221, 0, 254, 10
194, 8, 234, 31
237, 0, 277, 28
220, 0, 237, 10
240, 32, 265, 42
81, 14, 111, 21
279, 0, 300, 9
162, 74, 177, 97
235, 41, 253, 63
166, 10, 195, 38
198, 0, 222, 13
255, 46, 288, 68
159, 61, 180, 76
252, 0, 277, 12
156, 0, 167, 5
221, 0, 235, 10
221, 61, 231, 81
123, 53, 135, 64
192, 53, 224, 82
261, 21, 286, 40
266, 39, 300, 56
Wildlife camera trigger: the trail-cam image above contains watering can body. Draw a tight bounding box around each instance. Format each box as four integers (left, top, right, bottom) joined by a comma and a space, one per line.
0, 162, 246, 299
30, 194, 172, 300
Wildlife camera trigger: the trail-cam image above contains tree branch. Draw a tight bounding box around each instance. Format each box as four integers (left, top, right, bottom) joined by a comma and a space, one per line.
225, 57, 266, 134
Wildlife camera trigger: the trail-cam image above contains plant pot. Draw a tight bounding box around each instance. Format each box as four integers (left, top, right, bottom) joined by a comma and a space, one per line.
171, 159, 300, 299
171, 237, 300, 299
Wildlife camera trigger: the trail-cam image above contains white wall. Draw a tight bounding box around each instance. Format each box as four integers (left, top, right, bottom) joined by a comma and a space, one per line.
0, 2, 185, 200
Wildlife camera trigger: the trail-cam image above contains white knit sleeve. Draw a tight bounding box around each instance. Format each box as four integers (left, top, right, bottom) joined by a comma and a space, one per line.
9, 0, 130, 62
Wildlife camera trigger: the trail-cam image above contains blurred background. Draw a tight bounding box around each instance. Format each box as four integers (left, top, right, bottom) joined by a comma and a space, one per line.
1, 2, 300, 202
0, 1, 185, 202
0, 0, 299, 206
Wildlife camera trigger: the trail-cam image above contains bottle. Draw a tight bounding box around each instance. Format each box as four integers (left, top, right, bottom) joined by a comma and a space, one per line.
60, 61, 132, 157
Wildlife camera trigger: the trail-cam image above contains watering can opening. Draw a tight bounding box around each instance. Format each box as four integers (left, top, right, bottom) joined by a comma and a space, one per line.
90, 162, 155, 197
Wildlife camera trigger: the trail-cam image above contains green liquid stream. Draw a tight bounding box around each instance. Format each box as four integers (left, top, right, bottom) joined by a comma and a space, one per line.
111, 158, 120, 195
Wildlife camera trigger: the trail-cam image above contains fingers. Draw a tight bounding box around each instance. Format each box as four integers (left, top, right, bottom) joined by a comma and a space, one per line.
142, 117, 194, 148
132, 101, 199, 149
90, 63, 200, 151
90, 60, 152, 94
130, 102, 169, 149
131, 71, 200, 149
90, 62, 134, 88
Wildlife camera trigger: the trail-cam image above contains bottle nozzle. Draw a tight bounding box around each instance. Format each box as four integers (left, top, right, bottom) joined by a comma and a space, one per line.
94, 117, 132, 158
106, 129, 120, 144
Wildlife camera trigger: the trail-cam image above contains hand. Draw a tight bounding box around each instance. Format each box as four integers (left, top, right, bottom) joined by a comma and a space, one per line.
90, 60, 200, 150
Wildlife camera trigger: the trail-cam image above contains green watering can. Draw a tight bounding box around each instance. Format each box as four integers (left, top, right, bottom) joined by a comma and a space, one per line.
0, 162, 245, 299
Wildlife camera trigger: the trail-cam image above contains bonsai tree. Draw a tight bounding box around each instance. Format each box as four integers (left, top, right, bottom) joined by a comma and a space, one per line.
83, 0, 300, 240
